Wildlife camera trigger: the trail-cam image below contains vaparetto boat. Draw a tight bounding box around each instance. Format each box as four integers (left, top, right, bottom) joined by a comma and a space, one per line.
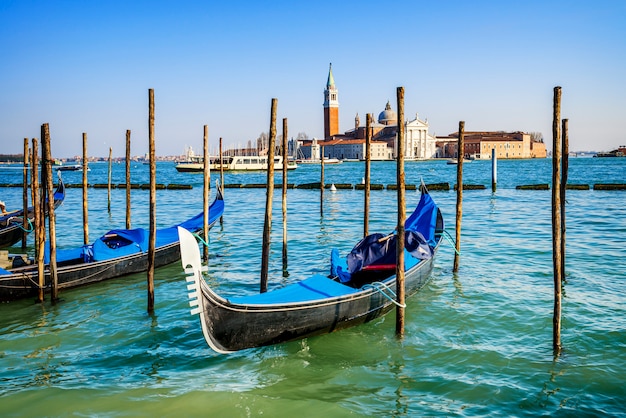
179, 184, 443, 353
210, 155, 297, 171
0, 186, 224, 301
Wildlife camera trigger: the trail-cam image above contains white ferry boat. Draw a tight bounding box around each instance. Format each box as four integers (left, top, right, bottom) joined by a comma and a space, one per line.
211, 155, 297, 171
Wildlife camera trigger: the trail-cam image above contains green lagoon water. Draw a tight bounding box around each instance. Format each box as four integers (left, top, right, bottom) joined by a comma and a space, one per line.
0, 157, 624, 417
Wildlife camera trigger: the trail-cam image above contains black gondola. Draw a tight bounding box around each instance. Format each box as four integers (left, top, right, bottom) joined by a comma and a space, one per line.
0, 177, 66, 248
0, 186, 224, 301
179, 185, 443, 353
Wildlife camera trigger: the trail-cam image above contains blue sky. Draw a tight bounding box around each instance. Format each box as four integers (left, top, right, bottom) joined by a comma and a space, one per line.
1, 0, 625, 157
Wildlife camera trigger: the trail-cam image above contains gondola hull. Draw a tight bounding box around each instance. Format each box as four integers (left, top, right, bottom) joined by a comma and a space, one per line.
0, 186, 223, 302
1, 241, 183, 301
195, 255, 436, 353
0, 180, 66, 248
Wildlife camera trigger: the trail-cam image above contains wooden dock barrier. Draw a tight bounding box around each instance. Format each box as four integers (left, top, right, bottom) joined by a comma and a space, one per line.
516, 184, 550, 190
594, 183, 626, 190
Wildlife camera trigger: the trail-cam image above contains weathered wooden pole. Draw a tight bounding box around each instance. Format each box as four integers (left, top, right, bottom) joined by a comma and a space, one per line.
31, 138, 44, 303
42, 124, 59, 302
82, 133, 89, 244
453, 121, 465, 273
203, 125, 209, 262
320, 145, 325, 216
561, 119, 569, 282
395, 87, 406, 337
491, 148, 497, 192
219, 137, 224, 225
282, 118, 288, 271
260, 98, 277, 293
22, 138, 29, 248
219, 137, 224, 192
147, 88, 156, 313
364, 113, 372, 237
125, 130, 131, 230
552, 86, 563, 353
107, 146, 112, 213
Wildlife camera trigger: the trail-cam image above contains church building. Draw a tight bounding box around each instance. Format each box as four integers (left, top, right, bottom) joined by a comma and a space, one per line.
296, 64, 437, 161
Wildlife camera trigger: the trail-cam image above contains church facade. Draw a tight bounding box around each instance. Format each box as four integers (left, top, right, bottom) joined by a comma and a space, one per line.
296, 64, 437, 161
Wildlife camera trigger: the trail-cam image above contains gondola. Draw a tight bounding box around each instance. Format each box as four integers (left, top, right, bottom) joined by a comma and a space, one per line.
0, 185, 224, 302
179, 185, 443, 353
0, 175, 66, 248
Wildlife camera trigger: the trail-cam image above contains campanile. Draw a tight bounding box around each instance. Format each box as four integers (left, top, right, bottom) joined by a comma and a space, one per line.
323, 63, 339, 139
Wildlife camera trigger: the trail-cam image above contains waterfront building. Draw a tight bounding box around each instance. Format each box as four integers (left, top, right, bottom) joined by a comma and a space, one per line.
297, 66, 437, 161
436, 131, 547, 159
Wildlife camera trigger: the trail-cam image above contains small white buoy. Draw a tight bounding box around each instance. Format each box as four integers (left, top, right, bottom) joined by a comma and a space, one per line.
330, 183, 337, 192
361, 177, 365, 184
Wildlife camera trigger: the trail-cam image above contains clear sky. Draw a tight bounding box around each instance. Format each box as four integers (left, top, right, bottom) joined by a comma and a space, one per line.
1, 0, 625, 158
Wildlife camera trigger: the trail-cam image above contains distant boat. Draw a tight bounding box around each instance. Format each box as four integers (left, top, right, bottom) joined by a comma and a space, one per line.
55, 164, 84, 172
175, 146, 205, 172
209, 155, 297, 171
0, 186, 224, 302
297, 158, 342, 165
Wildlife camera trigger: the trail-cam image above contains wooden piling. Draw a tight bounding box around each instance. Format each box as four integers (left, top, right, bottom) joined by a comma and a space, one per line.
31, 138, 44, 303
282, 118, 288, 271
107, 147, 112, 213
22, 138, 29, 248
147, 89, 156, 313
218, 137, 224, 189
125, 130, 131, 230
395, 87, 406, 337
260, 98, 277, 293
320, 145, 325, 216
552, 86, 563, 353
219, 137, 224, 225
561, 119, 568, 282
83, 133, 89, 244
491, 148, 497, 192
453, 121, 464, 273
203, 125, 209, 262
42, 124, 59, 302
364, 113, 372, 237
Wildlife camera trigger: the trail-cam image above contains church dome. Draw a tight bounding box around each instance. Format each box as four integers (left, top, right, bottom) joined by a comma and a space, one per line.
378, 101, 397, 125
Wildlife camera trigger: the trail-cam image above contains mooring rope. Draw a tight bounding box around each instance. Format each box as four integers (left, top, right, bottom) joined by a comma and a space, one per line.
9, 217, 34, 233
442, 230, 460, 255
191, 232, 209, 248
363, 281, 407, 308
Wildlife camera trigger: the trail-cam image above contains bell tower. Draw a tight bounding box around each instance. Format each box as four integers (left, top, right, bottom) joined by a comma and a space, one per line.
323, 63, 339, 139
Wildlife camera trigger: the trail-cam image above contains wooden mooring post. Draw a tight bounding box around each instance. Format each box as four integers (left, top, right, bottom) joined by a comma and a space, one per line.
219, 137, 224, 225
491, 148, 497, 192
125, 130, 131, 230
147, 88, 156, 313
453, 121, 464, 273
42, 124, 59, 302
203, 125, 209, 262
395, 87, 406, 337
107, 147, 112, 213
552, 86, 563, 354
83, 133, 89, 244
260, 98, 277, 293
320, 145, 325, 217
22, 138, 29, 249
282, 117, 288, 272
561, 119, 568, 283
31, 138, 44, 303
364, 113, 372, 237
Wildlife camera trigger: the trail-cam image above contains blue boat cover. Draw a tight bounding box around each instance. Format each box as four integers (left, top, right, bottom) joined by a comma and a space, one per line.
330, 191, 438, 285
229, 274, 357, 305
46, 194, 224, 264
